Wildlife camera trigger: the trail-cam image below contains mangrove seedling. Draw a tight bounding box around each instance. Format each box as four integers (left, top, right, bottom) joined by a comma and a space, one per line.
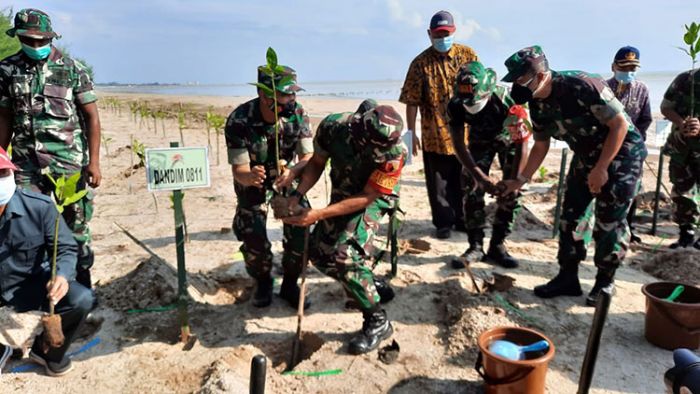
677, 21, 700, 117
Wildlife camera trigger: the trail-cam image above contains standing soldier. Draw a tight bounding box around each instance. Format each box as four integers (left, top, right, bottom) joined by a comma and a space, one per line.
660, 67, 700, 249
0, 9, 101, 291
283, 101, 405, 355
399, 10, 478, 239
499, 46, 647, 306
447, 61, 528, 269
606, 46, 652, 244
225, 65, 313, 308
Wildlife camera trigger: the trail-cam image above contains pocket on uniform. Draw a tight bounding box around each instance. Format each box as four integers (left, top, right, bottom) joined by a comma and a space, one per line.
43, 84, 73, 119
10, 235, 46, 269
9, 75, 31, 96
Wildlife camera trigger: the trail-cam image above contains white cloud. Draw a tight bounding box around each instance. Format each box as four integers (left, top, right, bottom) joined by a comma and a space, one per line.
386, 0, 423, 28
451, 11, 502, 41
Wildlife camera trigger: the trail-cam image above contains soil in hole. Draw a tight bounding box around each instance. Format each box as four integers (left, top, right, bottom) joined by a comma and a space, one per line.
255, 331, 325, 371
642, 248, 700, 286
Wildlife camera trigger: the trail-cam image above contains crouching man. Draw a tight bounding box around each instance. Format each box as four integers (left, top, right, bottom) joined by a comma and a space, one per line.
0, 146, 93, 376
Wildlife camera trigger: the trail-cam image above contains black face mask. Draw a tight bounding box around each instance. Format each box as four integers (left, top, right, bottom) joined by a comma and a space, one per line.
279, 100, 297, 118
510, 83, 533, 105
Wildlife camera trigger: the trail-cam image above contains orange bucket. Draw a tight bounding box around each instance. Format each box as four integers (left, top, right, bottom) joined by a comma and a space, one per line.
476, 326, 555, 394
641, 282, 700, 350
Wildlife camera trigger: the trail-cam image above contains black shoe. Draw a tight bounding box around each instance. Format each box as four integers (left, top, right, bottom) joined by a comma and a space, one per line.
28, 349, 73, 377
454, 223, 468, 233
0, 343, 12, 374
451, 244, 485, 269
374, 277, 395, 304
670, 227, 695, 249
252, 277, 273, 308
585, 273, 616, 307
279, 279, 311, 310
534, 270, 583, 298
435, 227, 451, 239
348, 309, 393, 355
630, 233, 642, 244
485, 243, 519, 269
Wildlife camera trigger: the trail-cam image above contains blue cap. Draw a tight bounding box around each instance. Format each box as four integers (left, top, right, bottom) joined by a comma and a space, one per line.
614, 46, 640, 67
430, 11, 455, 33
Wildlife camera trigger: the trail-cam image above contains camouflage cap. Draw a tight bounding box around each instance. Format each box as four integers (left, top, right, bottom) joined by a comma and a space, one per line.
502, 45, 549, 83
257, 65, 304, 95
6, 9, 60, 39
454, 61, 497, 104
351, 103, 403, 150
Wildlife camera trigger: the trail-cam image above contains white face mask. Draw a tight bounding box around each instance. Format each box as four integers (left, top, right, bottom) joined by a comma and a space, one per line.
0, 174, 16, 206
464, 97, 489, 114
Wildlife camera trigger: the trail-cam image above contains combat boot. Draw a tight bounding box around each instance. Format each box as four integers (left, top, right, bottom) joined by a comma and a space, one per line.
484, 226, 519, 268
586, 269, 616, 307
279, 275, 311, 310
451, 230, 485, 269
534, 260, 583, 298
348, 308, 393, 355
252, 277, 273, 308
670, 226, 695, 249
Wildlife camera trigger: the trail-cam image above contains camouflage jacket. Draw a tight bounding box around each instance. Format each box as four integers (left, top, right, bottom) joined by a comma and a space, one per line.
606, 78, 652, 140
447, 84, 514, 148
314, 112, 406, 205
530, 70, 647, 166
0, 47, 97, 174
225, 98, 312, 201
661, 69, 700, 155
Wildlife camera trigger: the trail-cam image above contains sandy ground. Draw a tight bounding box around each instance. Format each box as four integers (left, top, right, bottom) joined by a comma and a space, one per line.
2, 91, 697, 394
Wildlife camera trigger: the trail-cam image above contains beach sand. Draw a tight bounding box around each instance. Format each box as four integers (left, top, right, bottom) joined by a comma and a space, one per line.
3, 91, 696, 393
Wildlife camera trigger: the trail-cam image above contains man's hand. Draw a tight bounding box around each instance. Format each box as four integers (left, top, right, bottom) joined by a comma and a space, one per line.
247, 165, 266, 188
281, 208, 322, 227
497, 179, 525, 197
86, 161, 101, 188
412, 132, 421, 156
587, 165, 609, 195
274, 167, 296, 189
477, 174, 500, 195
46, 276, 69, 305
682, 117, 700, 137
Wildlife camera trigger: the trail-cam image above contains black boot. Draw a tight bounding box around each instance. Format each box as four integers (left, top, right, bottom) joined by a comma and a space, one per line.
670, 226, 695, 249
585, 269, 616, 307
694, 237, 700, 250
374, 277, 395, 304
252, 277, 273, 308
279, 276, 311, 310
451, 231, 485, 269
484, 227, 519, 268
534, 260, 583, 298
348, 308, 393, 355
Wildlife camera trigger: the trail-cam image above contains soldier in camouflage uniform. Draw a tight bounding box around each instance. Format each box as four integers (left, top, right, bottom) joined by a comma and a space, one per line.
283, 100, 405, 355
0, 9, 101, 291
447, 61, 528, 269
225, 65, 313, 308
498, 46, 647, 306
660, 68, 700, 249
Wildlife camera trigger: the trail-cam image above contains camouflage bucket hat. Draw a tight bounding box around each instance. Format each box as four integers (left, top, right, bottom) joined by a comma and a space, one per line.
6, 9, 61, 39
502, 45, 548, 82
454, 61, 497, 104
351, 103, 403, 150
257, 65, 304, 95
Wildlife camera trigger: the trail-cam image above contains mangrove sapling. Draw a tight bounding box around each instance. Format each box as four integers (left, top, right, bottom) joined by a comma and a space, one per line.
43, 172, 89, 351
209, 114, 226, 166
177, 105, 186, 146
677, 22, 700, 136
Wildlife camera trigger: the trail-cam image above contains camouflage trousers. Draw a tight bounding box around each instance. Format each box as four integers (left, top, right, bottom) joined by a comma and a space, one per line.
232, 195, 310, 281
666, 139, 700, 229
15, 167, 95, 272
558, 154, 642, 271
310, 197, 394, 311
461, 140, 521, 238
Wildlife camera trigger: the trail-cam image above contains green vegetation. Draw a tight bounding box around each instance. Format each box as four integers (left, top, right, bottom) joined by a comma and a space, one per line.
0, 8, 19, 60
677, 22, 700, 116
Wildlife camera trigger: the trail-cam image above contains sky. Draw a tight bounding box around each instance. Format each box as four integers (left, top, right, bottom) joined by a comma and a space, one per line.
5, 0, 700, 84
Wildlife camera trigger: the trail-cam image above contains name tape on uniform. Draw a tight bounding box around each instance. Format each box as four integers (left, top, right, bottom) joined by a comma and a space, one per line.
146, 147, 211, 191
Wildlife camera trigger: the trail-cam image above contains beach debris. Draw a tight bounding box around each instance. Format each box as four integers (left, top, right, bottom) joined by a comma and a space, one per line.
378, 340, 400, 365
399, 239, 431, 254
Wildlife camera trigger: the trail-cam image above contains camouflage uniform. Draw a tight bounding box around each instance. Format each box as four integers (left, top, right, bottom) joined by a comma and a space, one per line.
225, 68, 313, 281
661, 69, 700, 231
528, 70, 646, 271
448, 84, 521, 238
309, 104, 406, 311
0, 9, 97, 274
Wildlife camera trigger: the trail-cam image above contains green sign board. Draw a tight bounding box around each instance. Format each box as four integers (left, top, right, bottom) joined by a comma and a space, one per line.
146, 147, 211, 191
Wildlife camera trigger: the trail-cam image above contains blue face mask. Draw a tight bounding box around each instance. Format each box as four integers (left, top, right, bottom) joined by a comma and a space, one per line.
431, 35, 454, 53
21, 43, 51, 60
614, 70, 636, 84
